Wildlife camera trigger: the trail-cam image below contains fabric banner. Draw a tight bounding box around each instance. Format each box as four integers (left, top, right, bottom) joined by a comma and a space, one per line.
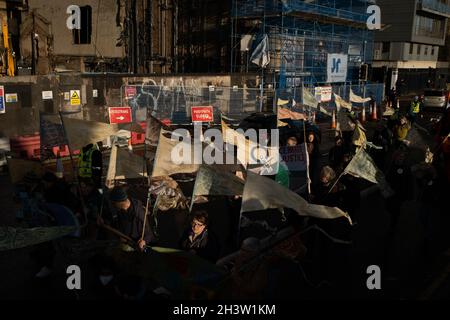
152, 129, 200, 177
334, 93, 352, 111
343, 148, 394, 198
221, 120, 278, 173
192, 164, 245, 197
241, 171, 352, 224
279, 144, 308, 172
58, 116, 143, 150
114, 147, 147, 180
277, 98, 289, 106
277, 106, 306, 121
250, 34, 270, 68
303, 88, 318, 109
146, 115, 164, 146
0, 226, 77, 251
350, 89, 371, 103
336, 109, 355, 132
61, 117, 121, 150
352, 123, 367, 148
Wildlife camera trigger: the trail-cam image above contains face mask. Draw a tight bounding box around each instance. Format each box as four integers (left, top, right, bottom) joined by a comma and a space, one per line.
99, 275, 114, 286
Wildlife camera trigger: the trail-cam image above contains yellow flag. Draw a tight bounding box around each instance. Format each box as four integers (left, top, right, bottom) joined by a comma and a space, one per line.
277, 98, 290, 106
334, 93, 352, 110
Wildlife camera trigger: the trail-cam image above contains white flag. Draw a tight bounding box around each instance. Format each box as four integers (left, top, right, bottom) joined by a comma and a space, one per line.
350, 89, 371, 103
343, 148, 394, 198
241, 171, 352, 224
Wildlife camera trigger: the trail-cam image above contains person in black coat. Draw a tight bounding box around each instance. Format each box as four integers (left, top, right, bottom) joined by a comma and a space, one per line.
179, 210, 220, 263
100, 186, 156, 252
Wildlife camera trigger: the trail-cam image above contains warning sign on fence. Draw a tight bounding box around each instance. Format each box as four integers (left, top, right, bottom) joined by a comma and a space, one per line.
70, 90, 81, 105
0, 86, 5, 114
191, 106, 214, 122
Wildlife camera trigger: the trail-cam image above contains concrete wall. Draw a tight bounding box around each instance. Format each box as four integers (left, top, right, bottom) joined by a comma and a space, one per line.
375, 0, 417, 43
374, 41, 440, 63
23, 0, 124, 58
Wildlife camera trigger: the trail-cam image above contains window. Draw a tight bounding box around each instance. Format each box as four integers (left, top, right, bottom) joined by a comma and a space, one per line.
414, 15, 445, 39
417, 44, 421, 55
425, 46, 428, 55
409, 43, 414, 55
431, 47, 435, 55
382, 42, 390, 53
72, 6, 92, 44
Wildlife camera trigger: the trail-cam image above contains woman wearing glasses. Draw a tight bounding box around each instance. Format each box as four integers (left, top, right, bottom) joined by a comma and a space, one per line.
179, 210, 220, 262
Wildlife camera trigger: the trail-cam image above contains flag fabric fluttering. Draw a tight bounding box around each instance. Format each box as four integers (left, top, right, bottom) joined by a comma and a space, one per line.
151, 128, 200, 177
350, 89, 372, 103
222, 120, 280, 175
59, 116, 143, 150
352, 122, 367, 149
336, 108, 355, 132
302, 88, 318, 109
303, 88, 332, 116
0, 226, 77, 251
146, 114, 165, 147
221, 120, 259, 168
334, 93, 353, 111
343, 148, 394, 198
192, 164, 245, 198
277, 106, 307, 121
277, 98, 290, 106
250, 34, 270, 68
241, 171, 352, 224
113, 147, 148, 180
60, 117, 122, 150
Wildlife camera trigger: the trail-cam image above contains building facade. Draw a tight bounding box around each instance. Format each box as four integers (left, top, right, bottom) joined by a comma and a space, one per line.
372, 0, 450, 94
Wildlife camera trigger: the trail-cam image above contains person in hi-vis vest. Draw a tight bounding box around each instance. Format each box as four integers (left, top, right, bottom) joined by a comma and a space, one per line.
409, 96, 421, 124
78, 143, 103, 188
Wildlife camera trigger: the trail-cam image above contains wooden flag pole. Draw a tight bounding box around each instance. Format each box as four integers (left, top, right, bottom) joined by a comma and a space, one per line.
140, 187, 152, 241
302, 120, 311, 198
59, 112, 89, 227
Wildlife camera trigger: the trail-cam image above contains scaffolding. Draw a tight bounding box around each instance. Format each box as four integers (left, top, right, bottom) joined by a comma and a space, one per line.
231, 0, 375, 89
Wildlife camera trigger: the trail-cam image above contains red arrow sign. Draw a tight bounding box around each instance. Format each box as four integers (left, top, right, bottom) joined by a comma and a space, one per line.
109, 107, 132, 124
191, 106, 213, 122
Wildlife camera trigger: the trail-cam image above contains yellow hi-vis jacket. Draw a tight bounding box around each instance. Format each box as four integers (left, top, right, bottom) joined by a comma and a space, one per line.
410, 101, 420, 114
78, 147, 95, 178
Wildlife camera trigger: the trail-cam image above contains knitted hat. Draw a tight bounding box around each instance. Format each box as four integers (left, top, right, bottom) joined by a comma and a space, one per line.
109, 186, 128, 202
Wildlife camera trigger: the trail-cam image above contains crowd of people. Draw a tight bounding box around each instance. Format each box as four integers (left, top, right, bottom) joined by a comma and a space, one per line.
8, 93, 450, 299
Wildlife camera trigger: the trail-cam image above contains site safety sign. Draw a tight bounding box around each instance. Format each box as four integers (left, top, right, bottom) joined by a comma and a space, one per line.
70, 90, 81, 105
191, 106, 214, 122
0, 86, 5, 114
109, 107, 132, 124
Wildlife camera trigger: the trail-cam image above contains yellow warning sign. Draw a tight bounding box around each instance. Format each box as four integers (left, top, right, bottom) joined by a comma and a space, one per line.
70, 90, 81, 105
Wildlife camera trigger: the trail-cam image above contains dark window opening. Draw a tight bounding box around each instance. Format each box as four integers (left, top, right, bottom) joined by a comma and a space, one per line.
72, 6, 92, 44
382, 42, 390, 53
409, 43, 414, 55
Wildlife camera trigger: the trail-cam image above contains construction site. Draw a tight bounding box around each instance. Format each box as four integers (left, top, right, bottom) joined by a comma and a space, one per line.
0, 0, 449, 307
